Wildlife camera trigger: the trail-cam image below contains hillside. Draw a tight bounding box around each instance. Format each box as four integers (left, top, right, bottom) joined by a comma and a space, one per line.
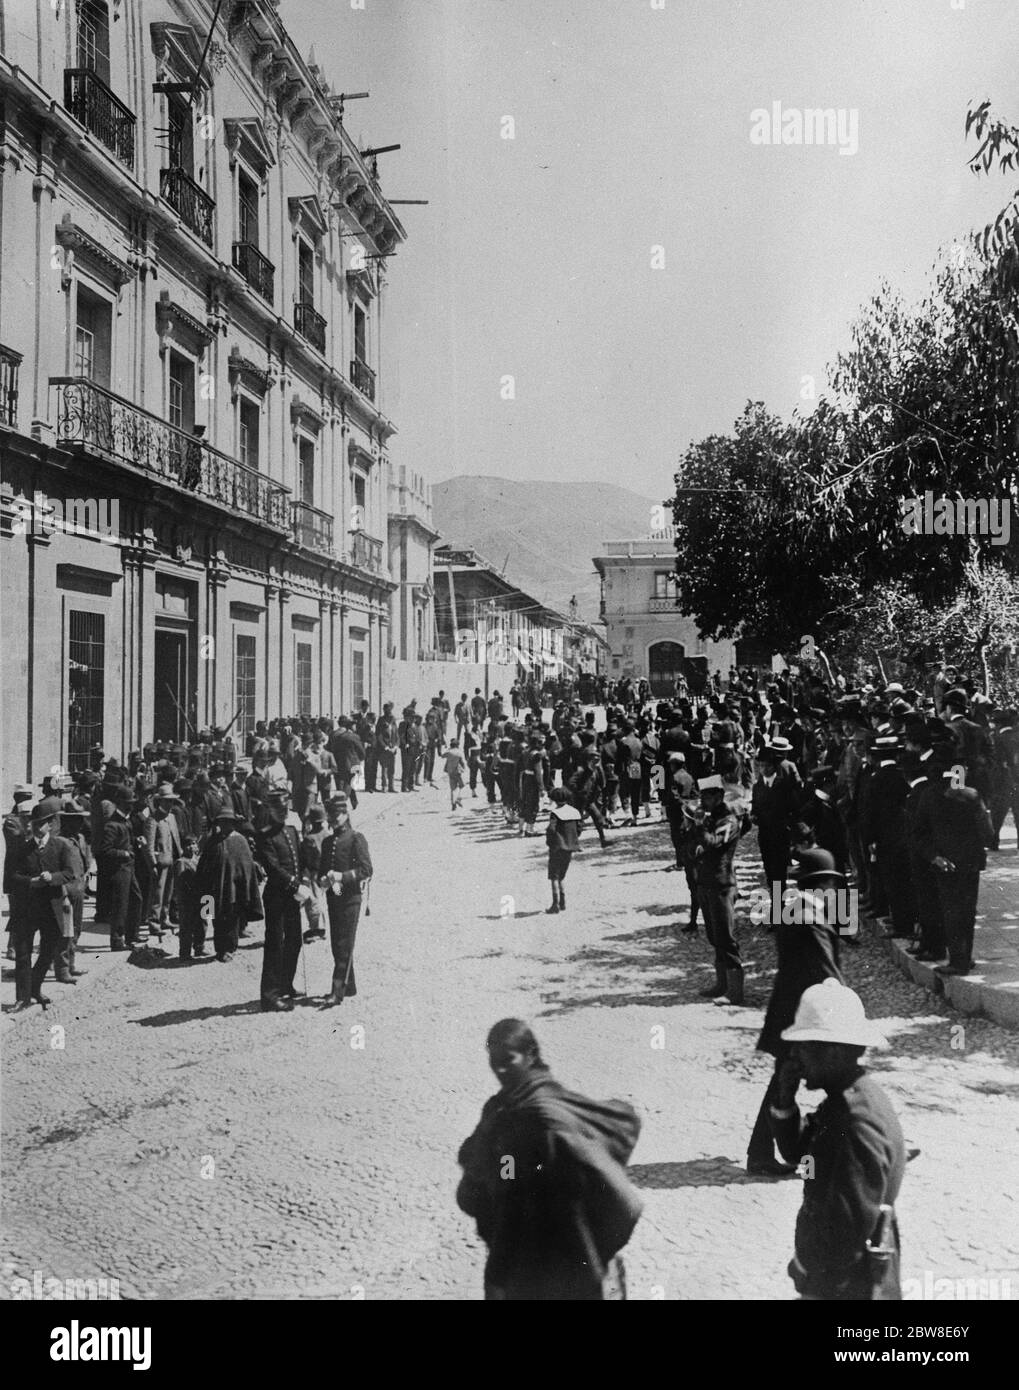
432, 475, 662, 623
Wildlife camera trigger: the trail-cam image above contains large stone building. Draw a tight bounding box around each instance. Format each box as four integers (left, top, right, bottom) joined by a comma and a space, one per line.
593, 527, 737, 695
0, 0, 407, 782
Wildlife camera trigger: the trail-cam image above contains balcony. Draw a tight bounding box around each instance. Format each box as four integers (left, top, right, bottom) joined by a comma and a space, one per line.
292, 500, 334, 555
64, 68, 136, 170
350, 357, 376, 401
0, 345, 22, 428
294, 302, 326, 354
232, 241, 274, 304
346, 530, 384, 574
649, 596, 679, 613
51, 378, 291, 531
160, 167, 215, 247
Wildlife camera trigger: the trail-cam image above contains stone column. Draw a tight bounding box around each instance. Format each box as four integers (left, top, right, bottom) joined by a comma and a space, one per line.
336, 601, 348, 715
318, 597, 330, 715
278, 585, 291, 716
264, 581, 280, 720
207, 557, 230, 730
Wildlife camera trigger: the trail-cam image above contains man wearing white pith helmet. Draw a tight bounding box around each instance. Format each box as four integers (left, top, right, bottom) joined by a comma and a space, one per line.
769, 979, 906, 1300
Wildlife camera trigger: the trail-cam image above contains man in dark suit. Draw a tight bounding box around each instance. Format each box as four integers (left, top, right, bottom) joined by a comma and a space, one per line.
751, 745, 802, 922
860, 737, 916, 939
8, 800, 83, 1009
988, 709, 1019, 851
312, 793, 373, 1005
329, 716, 365, 808
746, 850, 844, 1176
942, 688, 993, 804
254, 788, 309, 1011
911, 764, 994, 976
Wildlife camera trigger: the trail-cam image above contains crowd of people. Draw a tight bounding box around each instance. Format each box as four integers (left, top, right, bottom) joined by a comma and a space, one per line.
3, 659, 1017, 1298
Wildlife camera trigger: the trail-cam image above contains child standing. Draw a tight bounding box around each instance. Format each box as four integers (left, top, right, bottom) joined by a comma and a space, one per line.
546, 787, 582, 914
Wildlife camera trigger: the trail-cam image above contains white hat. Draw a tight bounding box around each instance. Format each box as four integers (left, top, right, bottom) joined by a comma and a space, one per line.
697, 774, 724, 792
781, 979, 886, 1048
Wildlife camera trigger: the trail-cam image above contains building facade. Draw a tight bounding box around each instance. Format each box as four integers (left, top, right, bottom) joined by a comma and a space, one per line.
386, 461, 437, 662
0, 0, 406, 783
593, 529, 736, 695
433, 545, 570, 683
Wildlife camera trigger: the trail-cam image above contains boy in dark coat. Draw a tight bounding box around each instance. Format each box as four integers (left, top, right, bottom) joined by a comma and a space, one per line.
545, 787, 582, 913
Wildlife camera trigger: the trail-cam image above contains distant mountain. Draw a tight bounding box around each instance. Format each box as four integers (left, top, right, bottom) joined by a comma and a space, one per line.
431, 475, 662, 623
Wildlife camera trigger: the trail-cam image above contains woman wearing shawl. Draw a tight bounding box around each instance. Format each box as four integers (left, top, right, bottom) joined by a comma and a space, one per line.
457, 1020, 643, 1300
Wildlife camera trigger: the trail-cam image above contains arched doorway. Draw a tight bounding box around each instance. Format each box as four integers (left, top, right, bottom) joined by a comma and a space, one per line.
648, 641, 685, 697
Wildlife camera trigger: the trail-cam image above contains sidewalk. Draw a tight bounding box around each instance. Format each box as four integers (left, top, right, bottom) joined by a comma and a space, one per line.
878, 821, 1019, 1030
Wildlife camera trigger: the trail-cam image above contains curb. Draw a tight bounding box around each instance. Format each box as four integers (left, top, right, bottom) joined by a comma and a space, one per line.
879, 927, 1019, 1033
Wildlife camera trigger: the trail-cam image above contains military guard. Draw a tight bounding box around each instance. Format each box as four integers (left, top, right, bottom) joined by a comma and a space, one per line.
254, 787, 309, 1011
315, 792, 372, 1006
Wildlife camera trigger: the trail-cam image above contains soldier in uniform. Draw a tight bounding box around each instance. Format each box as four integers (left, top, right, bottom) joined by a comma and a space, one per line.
692, 774, 744, 1003
254, 787, 309, 1011
770, 980, 905, 1300
314, 792, 373, 1005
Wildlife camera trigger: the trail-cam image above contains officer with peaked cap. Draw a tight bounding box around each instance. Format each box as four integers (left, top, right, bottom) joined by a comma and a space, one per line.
769, 979, 906, 1299
313, 792, 372, 1005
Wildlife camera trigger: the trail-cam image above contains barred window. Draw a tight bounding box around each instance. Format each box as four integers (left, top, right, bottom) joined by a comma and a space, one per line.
67, 610, 105, 771
296, 641, 312, 717
235, 633, 257, 739
351, 648, 365, 708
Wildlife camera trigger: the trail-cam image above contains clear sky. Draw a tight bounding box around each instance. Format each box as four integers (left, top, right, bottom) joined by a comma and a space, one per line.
282, 0, 1019, 501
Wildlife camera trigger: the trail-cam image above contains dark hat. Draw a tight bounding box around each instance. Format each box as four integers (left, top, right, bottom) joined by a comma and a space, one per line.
60, 796, 88, 817
31, 796, 63, 825
326, 792, 350, 810
795, 848, 847, 886
337, 716, 353, 728
943, 688, 969, 710
214, 808, 239, 824
265, 787, 291, 803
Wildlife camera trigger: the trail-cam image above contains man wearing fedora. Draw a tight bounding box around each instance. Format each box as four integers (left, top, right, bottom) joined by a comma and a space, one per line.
911, 757, 995, 977
769, 979, 906, 1300
7, 799, 82, 1009
314, 792, 373, 1006
3, 783, 34, 959
691, 774, 744, 1004
146, 784, 183, 941
99, 786, 143, 951
196, 809, 262, 963
746, 849, 845, 1177
861, 736, 916, 939
254, 787, 309, 1011
942, 687, 993, 805
751, 743, 802, 923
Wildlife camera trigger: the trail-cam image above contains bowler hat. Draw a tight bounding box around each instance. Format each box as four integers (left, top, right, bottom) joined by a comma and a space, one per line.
795, 848, 846, 886
30, 801, 59, 826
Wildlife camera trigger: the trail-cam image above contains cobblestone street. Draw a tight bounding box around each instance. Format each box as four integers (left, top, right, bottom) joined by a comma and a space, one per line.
3, 789, 1018, 1301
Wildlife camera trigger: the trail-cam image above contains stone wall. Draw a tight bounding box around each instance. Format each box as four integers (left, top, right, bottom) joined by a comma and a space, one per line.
381, 658, 518, 715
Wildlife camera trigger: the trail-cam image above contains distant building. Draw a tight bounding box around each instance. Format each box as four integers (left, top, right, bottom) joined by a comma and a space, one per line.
433, 546, 569, 681
593, 528, 736, 695
387, 464, 438, 661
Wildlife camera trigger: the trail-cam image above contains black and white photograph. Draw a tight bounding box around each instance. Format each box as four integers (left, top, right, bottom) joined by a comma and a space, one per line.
1, 0, 1017, 1359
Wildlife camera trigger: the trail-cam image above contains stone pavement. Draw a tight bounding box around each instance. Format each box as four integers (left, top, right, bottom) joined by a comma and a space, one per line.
2, 786, 1018, 1300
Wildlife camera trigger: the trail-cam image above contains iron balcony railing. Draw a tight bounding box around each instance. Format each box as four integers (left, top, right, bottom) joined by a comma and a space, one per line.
64, 68, 136, 169
51, 378, 291, 531
347, 530, 384, 574
292, 499, 334, 555
160, 166, 215, 247
649, 596, 679, 612
232, 241, 274, 304
0, 345, 22, 427
294, 301, 326, 353
350, 357, 376, 401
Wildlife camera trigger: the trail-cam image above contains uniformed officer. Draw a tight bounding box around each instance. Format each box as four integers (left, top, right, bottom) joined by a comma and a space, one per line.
254, 787, 309, 1012
770, 980, 905, 1300
315, 793, 373, 1006
691, 773, 743, 1004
